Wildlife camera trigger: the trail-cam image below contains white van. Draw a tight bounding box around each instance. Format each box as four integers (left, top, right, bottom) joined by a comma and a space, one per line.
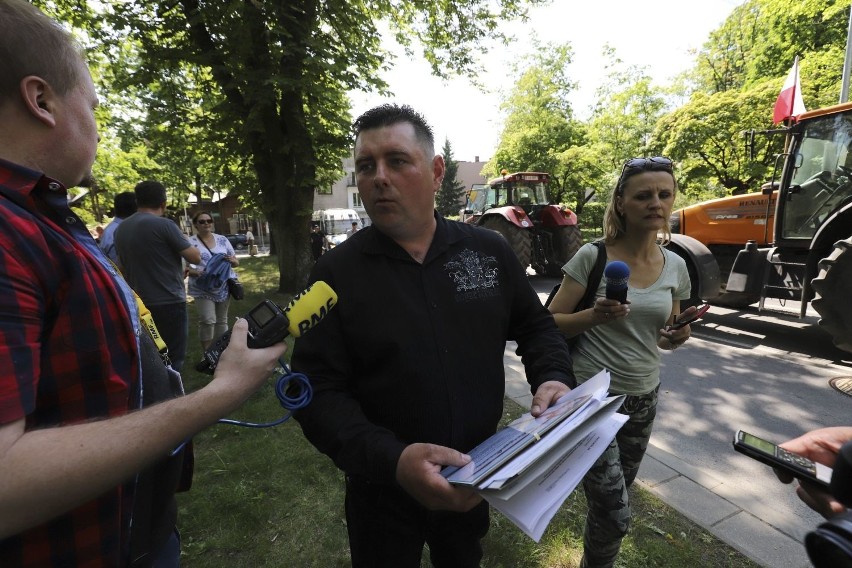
311, 208, 366, 246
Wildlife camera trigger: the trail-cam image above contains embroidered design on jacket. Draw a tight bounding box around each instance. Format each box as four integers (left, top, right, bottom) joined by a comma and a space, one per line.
444, 249, 500, 300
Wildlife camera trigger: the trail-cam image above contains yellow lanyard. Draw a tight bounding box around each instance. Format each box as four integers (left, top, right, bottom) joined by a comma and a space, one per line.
108, 260, 169, 357
135, 294, 169, 355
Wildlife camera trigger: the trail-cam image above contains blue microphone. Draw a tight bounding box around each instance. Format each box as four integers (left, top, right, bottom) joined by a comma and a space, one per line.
604, 261, 630, 304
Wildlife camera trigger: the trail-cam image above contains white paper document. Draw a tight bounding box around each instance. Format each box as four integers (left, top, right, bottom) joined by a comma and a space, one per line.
441, 369, 628, 542
484, 411, 627, 541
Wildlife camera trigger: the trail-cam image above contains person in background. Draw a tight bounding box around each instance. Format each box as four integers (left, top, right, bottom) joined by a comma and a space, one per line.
116, 180, 201, 372
245, 228, 256, 256
777, 426, 852, 518
345, 220, 359, 238
0, 1, 287, 566
99, 191, 137, 267
187, 211, 239, 351
547, 156, 695, 568
310, 223, 328, 261
292, 104, 575, 567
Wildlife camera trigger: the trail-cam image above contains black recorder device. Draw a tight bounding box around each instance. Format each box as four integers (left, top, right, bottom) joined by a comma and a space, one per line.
733, 430, 832, 488
196, 300, 289, 374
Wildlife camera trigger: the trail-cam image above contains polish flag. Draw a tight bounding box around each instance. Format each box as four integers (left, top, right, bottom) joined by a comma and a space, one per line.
773, 57, 806, 124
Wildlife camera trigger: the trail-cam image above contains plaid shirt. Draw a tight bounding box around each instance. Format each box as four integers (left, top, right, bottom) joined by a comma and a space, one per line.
0, 159, 140, 567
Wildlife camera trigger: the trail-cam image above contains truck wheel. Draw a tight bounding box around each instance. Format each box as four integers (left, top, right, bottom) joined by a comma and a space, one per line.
667, 246, 701, 309
710, 290, 760, 309
481, 216, 532, 269
536, 226, 583, 277
811, 236, 852, 353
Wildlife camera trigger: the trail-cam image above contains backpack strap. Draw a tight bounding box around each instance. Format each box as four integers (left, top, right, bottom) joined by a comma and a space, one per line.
543, 241, 607, 312
576, 241, 607, 312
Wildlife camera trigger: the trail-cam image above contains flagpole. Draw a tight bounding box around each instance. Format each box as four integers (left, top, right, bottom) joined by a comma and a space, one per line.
841, 3, 852, 103
782, 56, 798, 154
793, 55, 800, 103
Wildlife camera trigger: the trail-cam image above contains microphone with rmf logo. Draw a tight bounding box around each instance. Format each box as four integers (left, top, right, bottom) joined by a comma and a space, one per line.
196, 281, 338, 374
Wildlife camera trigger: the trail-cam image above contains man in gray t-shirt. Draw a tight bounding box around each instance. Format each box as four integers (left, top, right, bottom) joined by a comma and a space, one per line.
116, 180, 201, 371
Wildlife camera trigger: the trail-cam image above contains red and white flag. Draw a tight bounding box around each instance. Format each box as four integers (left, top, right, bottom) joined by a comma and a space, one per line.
773, 57, 806, 123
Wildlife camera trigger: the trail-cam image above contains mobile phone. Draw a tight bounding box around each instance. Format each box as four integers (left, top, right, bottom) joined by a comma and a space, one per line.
668, 303, 710, 330
733, 430, 832, 488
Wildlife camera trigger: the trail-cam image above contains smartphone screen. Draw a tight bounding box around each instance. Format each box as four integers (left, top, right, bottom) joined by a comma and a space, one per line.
733, 430, 832, 487
669, 303, 710, 330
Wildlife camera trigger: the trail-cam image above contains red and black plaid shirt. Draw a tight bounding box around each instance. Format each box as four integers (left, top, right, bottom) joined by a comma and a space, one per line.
0, 159, 140, 567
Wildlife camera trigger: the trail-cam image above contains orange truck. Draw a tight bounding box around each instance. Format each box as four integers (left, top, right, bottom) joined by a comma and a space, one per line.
668, 101, 852, 352
673, 187, 777, 247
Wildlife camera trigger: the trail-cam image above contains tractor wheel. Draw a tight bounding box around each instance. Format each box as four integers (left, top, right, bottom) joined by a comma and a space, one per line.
534, 225, 584, 277
811, 236, 852, 353
710, 290, 760, 309
481, 216, 532, 269
666, 244, 706, 310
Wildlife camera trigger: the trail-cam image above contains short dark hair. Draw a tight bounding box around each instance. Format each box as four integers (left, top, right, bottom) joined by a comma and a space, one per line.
0, 0, 84, 106
113, 191, 137, 219
353, 104, 435, 155
134, 180, 167, 208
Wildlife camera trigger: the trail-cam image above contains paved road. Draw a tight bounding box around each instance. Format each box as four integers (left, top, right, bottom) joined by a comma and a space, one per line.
504, 273, 852, 567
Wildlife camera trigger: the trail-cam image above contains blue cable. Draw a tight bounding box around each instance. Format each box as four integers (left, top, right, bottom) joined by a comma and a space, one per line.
169, 358, 312, 456
217, 358, 312, 427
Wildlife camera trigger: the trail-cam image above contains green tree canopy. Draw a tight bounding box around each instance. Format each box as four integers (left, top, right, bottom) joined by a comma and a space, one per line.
485, 42, 585, 203
45, 0, 545, 292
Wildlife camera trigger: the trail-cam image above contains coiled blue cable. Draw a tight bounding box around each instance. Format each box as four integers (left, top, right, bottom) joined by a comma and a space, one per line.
170, 358, 312, 456
217, 358, 312, 427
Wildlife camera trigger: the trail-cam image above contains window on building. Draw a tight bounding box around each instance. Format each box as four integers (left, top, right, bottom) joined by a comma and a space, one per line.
349, 172, 356, 186
351, 192, 363, 208
233, 213, 249, 231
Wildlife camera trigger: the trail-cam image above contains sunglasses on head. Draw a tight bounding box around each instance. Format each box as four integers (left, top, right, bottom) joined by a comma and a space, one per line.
620, 156, 673, 175
617, 156, 674, 191
195, 219, 213, 225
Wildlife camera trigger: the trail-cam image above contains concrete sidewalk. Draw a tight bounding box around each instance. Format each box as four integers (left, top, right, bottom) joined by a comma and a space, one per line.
502, 342, 812, 568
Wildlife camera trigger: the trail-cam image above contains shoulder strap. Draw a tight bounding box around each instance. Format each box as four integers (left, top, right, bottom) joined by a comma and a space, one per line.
575, 241, 607, 312
197, 235, 214, 254
107, 258, 170, 359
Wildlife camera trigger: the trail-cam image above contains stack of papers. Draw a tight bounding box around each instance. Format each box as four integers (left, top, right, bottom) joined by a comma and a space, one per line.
441, 369, 626, 541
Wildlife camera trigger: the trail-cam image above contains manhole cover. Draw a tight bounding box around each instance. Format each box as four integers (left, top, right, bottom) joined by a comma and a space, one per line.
829, 377, 852, 397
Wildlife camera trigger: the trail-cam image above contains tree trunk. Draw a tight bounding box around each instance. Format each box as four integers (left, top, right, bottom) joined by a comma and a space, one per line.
263, 175, 315, 293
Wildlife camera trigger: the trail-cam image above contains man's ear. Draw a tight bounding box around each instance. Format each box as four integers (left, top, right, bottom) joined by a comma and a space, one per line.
19, 75, 56, 128
432, 154, 446, 193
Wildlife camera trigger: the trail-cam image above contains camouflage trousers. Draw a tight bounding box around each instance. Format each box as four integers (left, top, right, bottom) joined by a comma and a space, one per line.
580, 384, 659, 568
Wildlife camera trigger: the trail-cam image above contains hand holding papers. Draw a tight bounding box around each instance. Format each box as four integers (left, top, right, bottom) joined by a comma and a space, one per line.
441, 369, 627, 541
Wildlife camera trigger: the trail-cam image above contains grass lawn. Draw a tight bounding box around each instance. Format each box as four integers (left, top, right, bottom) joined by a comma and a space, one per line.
176, 255, 760, 567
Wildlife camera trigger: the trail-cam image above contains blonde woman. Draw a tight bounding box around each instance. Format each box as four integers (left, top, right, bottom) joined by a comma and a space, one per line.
548, 157, 696, 568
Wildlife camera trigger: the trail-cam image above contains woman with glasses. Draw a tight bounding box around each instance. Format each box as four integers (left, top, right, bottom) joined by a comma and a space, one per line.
547, 157, 696, 568
187, 211, 239, 351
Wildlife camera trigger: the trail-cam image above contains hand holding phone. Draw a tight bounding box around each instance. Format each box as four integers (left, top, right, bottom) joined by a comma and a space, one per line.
733, 430, 832, 488
668, 303, 710, 330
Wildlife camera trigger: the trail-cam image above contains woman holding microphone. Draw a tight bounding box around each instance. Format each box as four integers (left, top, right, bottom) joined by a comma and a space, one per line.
548, 157, 696, 568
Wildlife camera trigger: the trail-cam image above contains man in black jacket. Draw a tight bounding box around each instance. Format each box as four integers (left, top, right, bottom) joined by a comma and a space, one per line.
292, 104, 574, 567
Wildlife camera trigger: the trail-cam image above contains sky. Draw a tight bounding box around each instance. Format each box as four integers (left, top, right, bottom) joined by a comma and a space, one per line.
349, 0, 745, 162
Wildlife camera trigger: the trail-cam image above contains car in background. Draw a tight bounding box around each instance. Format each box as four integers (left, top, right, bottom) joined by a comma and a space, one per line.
226, 233, 248, 250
